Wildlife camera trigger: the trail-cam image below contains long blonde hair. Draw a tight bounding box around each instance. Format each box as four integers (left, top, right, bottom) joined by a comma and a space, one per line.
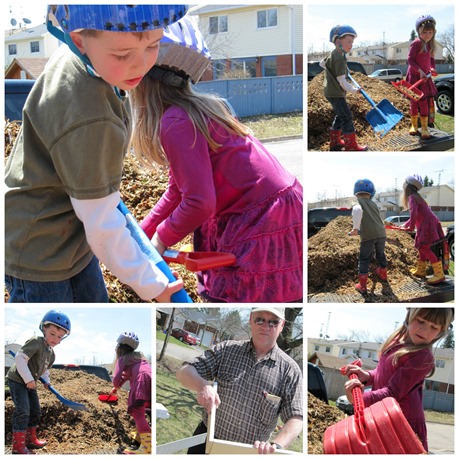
129, 76, 252, 168
401, 181, 427, 210
380, 308, 454, 377
417, 21, 437, 56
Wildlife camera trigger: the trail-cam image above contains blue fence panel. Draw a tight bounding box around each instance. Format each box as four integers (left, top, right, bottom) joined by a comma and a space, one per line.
196, 75, 303, 117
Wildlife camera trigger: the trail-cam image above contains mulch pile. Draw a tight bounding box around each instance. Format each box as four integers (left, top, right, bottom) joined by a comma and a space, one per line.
5, 369, 139, 454
308, 72, 412, 151
4, 120, 201, 303
308, 393, 346, 454
308, 216, 424, 302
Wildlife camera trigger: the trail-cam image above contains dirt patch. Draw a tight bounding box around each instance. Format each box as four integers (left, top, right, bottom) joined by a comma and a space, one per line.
308, 394, 346, 454
308, 216, 423, 301
5, 369, 140, 454
308, 72, 412, 151
4, 120, 201, 303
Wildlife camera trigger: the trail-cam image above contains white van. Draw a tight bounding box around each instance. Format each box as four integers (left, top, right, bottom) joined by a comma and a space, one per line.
369, 68, 403, 83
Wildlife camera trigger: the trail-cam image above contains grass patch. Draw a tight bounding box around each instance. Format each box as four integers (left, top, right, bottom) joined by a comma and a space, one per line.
240, 112, 303, 140
156, 355, 303, 453
433, 113, 454, 134
424, 409, 454, 425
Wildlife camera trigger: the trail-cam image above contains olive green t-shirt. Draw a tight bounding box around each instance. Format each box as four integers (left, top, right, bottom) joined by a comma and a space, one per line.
7, 336, 55, 384
5, 49, 132, 281
323, 48, 348, 98
358, 197, 387, 242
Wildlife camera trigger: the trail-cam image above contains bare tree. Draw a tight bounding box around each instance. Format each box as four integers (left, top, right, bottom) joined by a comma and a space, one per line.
437, 25, 455, 63
158, 307, 176, 362
277, 308, 303, 355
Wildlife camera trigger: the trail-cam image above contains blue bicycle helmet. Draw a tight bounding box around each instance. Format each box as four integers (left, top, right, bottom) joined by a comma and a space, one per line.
405, 174, 423, 190
416, 15, 436, 30
117, 331, 140, 350
354, 179, 376, 198
47, 5, 188, 72
40, 310, 71, 337
147, 16, 210, 86
330, 25, 357, 43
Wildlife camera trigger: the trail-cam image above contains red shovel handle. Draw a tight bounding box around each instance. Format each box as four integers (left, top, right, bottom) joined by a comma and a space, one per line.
162, 250, 236, 272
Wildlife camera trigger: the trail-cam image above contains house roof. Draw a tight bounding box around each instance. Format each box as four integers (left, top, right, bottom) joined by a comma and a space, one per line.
5, 57, 49, 79
190, 5, 248, 15
309, 352, 378, 371
5, 23, 48, 42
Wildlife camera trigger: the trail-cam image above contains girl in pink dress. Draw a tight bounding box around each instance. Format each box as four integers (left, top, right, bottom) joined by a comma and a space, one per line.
406, 15, 438, 138
401, 174, 446, 284
343, 308, 454, 452
112, 332, 151, 455
130, 17, 303, 303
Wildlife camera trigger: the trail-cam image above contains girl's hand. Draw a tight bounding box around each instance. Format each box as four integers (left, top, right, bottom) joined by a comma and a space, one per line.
342, 364, 370, 383
344, 378, 364, 404
26, 381, 36, 390
419, 69, 427, 79
152, 232, 167, 255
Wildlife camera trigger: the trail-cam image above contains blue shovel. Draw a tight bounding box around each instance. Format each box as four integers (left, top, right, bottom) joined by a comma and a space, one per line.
349, 73, 403, 137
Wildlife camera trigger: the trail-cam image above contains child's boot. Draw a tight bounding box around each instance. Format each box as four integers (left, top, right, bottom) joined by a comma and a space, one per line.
26, 427, 47, 449
329, 129, 345, 151
343, 132, 368, 151
420, 116, 431, 139
355, 274, 368, 293
426, 260, 446, 285
410, 260, 427, 277
12, 431, 35, 454
375, 267, 388, 281
409, 115, 419, 135
123, 432, 151, 455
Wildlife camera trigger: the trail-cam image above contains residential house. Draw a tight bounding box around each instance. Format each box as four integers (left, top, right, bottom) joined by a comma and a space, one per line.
190, 4, 303, 79
308, 338, 454, 403
5, 23, 58, 74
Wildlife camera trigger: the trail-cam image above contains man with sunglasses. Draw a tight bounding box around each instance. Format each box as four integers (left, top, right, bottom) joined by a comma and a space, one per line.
176, 307, 303, 454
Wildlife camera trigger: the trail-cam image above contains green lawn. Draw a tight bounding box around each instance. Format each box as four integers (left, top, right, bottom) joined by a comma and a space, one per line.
156, 355, 303, 453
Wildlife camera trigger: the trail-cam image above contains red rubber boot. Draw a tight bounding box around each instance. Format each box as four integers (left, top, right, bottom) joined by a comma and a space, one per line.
375, 267, 388, 281
355, 274, 368, 294
12, 431, 35, 454
343, 132, 368, 151
329, 129, 346, 151
26, 427, 47, 449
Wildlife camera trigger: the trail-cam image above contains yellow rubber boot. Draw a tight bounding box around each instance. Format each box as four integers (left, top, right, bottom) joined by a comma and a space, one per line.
420, 116, 431, 139
426, 261, 446, 285
410, 260, 427, 277
409, 115, 418, 135
123, 432, 151, 455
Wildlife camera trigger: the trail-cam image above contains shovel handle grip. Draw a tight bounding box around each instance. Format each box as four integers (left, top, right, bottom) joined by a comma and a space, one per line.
348, 74, 377, 109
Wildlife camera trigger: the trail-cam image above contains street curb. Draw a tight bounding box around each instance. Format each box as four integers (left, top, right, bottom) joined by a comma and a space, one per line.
260, 134, 303, 143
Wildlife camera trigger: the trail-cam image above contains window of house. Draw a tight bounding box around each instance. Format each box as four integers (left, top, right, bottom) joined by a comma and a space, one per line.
9, 44, 17, 55
257, 8, 277, 29
435, 359, 446, 369
314, 345, 319, 351
325, 346, 331, 353
232, 59, 256, 78
209, 15, 228, 34
261, 56, 277, 77
30, 41, 40, 53
214, 60, 226, 80
341, 348, 348, 355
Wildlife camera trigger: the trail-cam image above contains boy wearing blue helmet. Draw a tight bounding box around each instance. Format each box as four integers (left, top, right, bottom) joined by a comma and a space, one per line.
321, 25, 368, 151
7, 310, 71, 454
5, 5, 187, 303
349, 179, 387, 293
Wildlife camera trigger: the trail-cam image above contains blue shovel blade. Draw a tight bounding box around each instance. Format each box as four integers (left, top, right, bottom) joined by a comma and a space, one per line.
366, 99, 404, 137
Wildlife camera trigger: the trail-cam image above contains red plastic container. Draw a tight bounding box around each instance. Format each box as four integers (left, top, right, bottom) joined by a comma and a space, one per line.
323, 360, 426, 454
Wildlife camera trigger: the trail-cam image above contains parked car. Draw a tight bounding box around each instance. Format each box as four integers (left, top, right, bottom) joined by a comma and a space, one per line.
308, 363, 328, 404
446, 225, 454, 261
434, 73, 454, 115
308, 61, 367, 81
384, 215, 410, 227
368, 68, 403, 83
336, 387, 371, 415
5, 79, 35, 121
171, 328, 199, 345
308, 207, 352, 237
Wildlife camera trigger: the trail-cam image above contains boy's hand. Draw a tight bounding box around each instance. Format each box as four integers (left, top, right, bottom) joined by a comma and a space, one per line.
348, 228, 359, 236
26, 381, 37, 390
155, 273, 184, 303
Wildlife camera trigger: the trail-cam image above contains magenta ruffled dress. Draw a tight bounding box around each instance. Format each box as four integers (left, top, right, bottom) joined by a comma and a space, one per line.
140, 106, 303, 302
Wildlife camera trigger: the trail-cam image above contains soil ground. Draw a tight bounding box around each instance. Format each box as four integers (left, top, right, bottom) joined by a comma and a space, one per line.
308, 393, 345, 454
4, 369, 144, 455
307, 216, 436, 302
308, 72, 414, 151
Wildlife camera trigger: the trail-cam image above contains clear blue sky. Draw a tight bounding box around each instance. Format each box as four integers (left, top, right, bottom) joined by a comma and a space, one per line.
306, 153, 454, 203
5, 306, 152, 365
307, 3, 455, 54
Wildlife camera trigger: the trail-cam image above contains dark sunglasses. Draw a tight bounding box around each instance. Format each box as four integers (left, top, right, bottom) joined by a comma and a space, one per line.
253, 317, 281, 328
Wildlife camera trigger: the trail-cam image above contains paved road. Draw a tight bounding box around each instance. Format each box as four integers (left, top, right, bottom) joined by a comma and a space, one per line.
427, 422, 454, 454
156, 339, 204, 362
264, 137, 303, 183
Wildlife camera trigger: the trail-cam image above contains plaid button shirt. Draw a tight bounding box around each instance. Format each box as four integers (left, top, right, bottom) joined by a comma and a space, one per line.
185, 339, 303, 444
